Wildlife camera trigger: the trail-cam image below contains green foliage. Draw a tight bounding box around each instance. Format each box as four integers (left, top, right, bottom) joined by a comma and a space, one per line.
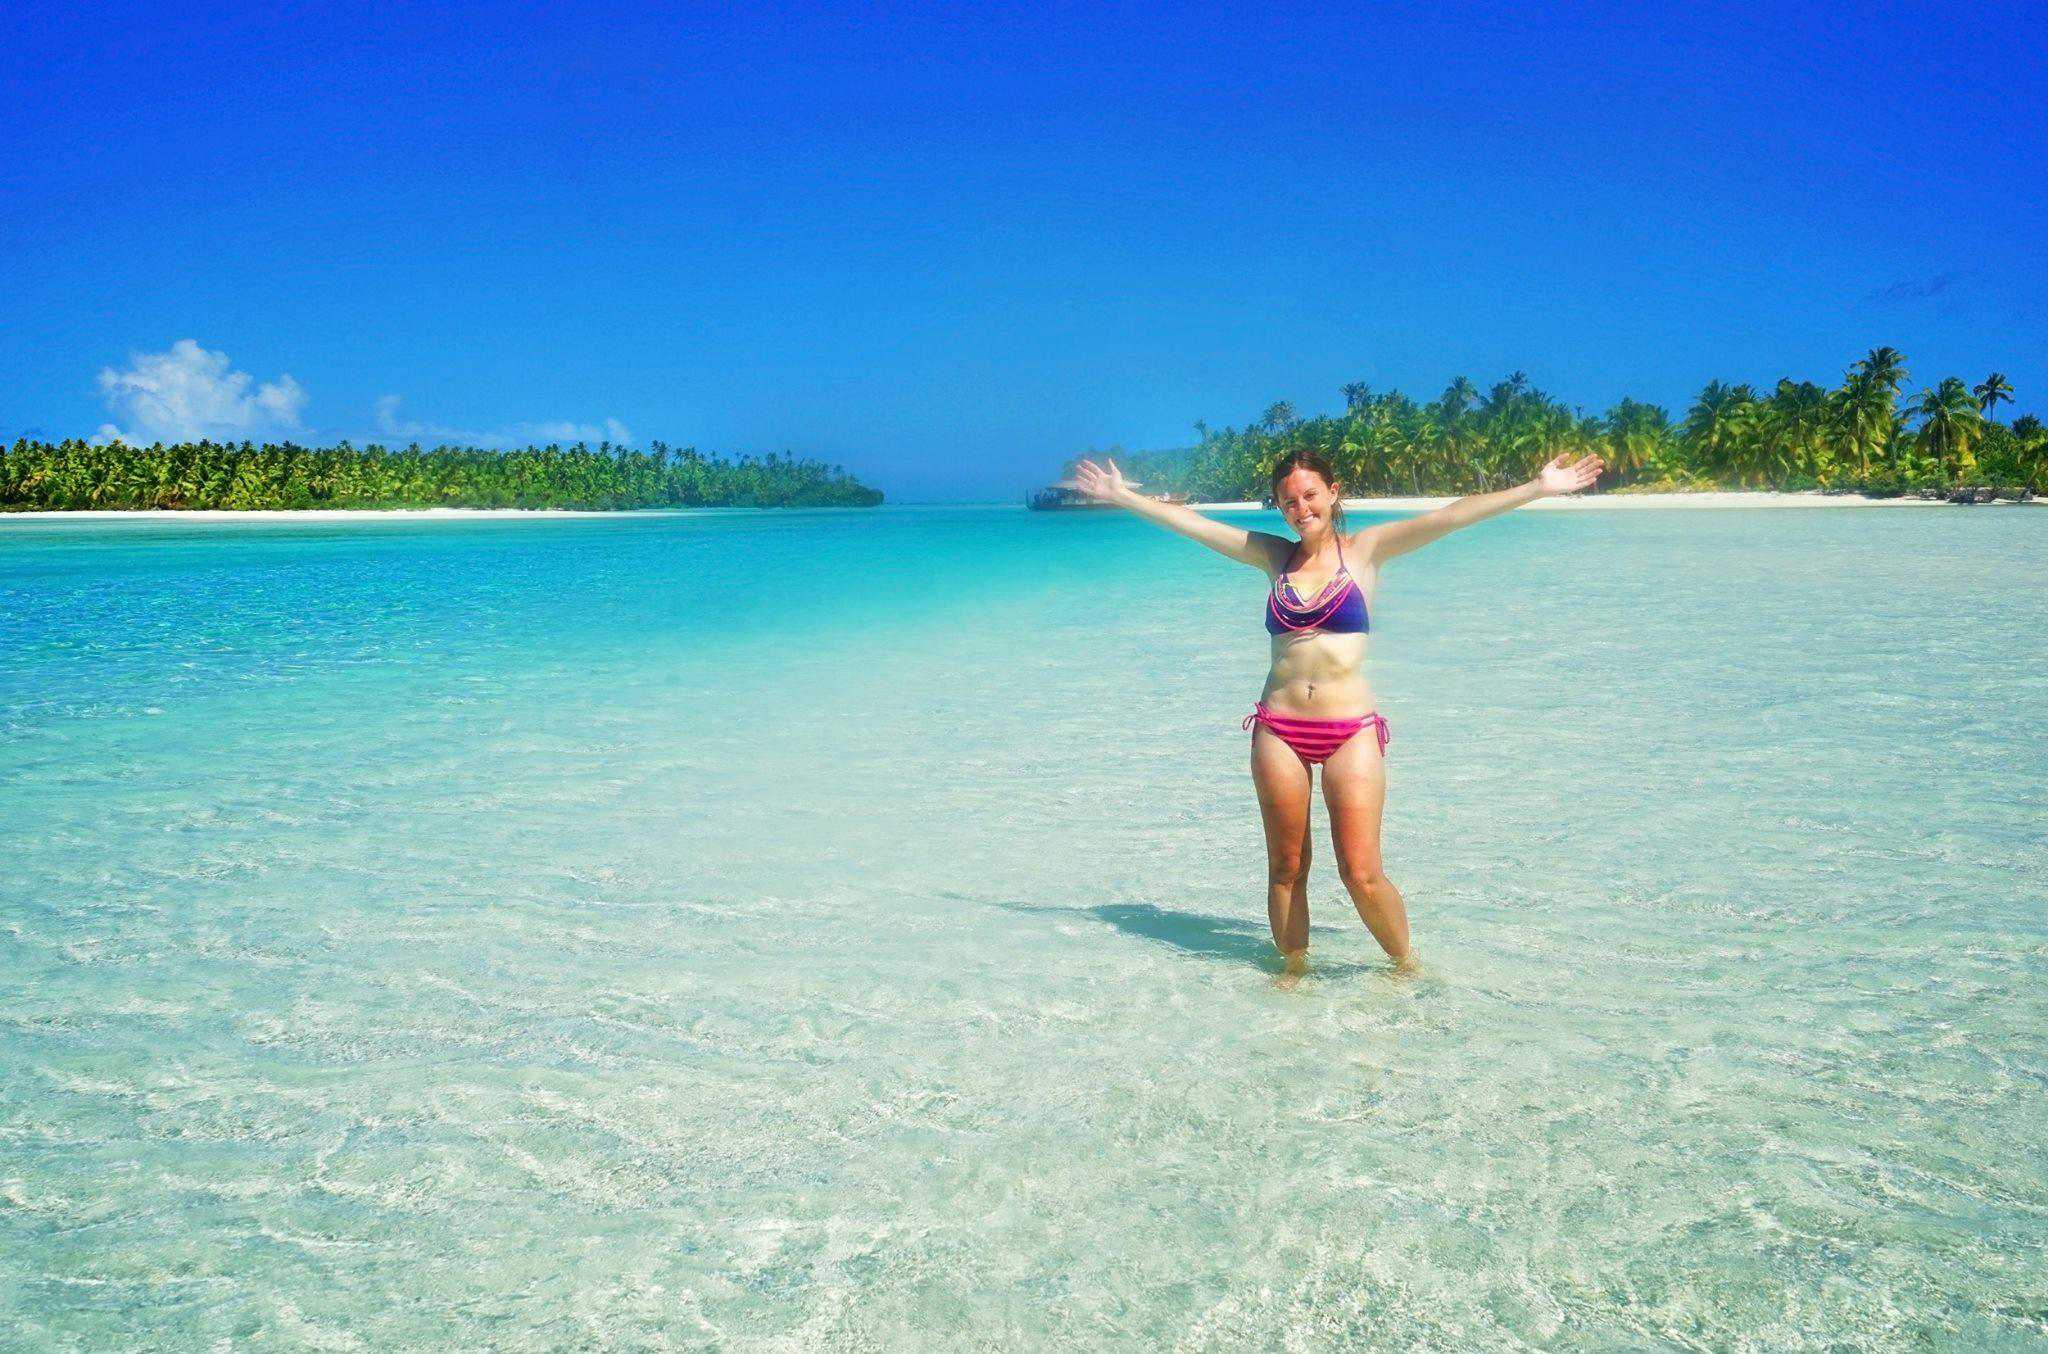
1975, 424, 2035, 489
1082, 351, 2041, 501
0, 438, 884, 511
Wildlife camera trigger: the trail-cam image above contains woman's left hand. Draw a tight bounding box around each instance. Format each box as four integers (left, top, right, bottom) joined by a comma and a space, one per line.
1071, 458, 1129, 502
1535, 453, 1605, 497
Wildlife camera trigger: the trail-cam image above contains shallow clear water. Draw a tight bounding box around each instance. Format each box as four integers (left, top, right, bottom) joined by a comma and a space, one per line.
3, 505, 2045, 1348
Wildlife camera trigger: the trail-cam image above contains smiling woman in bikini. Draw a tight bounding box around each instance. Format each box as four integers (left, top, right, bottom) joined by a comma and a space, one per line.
1071, 448, 1604, 977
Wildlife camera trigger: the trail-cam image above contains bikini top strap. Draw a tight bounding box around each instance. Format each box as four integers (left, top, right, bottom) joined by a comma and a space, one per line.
1276, 537, 1352, 596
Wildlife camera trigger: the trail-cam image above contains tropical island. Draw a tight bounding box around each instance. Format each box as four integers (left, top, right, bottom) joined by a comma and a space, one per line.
0, 438, 884, 511
1083, 351, 2043, 504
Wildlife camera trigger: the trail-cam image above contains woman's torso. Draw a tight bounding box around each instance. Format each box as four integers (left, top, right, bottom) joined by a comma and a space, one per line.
1260, 533, 1377, 719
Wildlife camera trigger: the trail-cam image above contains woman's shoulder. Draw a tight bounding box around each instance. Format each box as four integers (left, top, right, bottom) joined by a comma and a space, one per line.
1343, 525, 1382, 559
1246, 530, 1294, 576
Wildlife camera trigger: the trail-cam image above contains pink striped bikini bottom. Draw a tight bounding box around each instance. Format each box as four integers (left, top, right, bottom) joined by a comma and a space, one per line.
1242, 703, 1391, 765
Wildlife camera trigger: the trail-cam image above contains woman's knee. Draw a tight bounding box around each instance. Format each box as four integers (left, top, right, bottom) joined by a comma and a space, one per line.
1337, 858, 1386, 895
1267, 850, 1309, 889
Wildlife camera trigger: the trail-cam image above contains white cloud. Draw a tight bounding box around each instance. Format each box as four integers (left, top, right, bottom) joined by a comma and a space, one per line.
85, 344, 632, 449
93, 339, 307, 445
373, 396, 631, 448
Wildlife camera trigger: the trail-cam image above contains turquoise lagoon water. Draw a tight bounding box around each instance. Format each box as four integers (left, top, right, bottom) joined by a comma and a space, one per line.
2, 505, 2044, 1348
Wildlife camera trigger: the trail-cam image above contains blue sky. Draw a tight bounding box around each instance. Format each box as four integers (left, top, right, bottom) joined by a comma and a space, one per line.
3, 1, 2043, 501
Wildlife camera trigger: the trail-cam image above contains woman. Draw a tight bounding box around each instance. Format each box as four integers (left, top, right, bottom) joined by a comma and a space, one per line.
1071, 448, 1604, 976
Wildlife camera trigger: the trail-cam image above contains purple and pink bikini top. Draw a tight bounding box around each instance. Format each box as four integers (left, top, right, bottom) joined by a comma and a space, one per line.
1266, 536, 1370, 636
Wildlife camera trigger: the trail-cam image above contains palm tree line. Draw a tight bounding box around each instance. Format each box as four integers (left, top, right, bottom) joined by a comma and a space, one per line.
0, 438, 884, 511
1087, 350, 2044, 502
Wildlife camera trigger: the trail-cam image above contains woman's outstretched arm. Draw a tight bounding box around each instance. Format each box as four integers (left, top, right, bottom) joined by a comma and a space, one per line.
1072, 458, 1281, 570
1360, 453, 1605, 565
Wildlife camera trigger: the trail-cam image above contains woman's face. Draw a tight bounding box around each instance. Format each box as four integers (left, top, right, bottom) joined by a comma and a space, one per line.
1274, 469, 1339, 537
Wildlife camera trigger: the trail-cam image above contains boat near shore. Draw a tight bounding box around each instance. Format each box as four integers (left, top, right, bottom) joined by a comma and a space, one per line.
1027, 478, 1188, 511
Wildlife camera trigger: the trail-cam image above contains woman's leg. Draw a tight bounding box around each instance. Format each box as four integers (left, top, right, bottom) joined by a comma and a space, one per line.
1250, 722, 1314, 971
1321, 730, 1414, 966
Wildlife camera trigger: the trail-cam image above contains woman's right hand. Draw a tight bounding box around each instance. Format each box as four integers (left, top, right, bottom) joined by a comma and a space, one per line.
1072, 457, 1128, 502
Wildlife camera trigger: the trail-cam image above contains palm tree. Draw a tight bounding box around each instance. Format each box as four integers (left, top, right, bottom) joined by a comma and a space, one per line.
1340, 383, 1372, 413
1601, 399, 1670, 485
1973, 373, 2014, 423
1260, 402, 1297, 434
1836, 349, 1908, 479
1681, 381, 1758, 483
1757, 379, 1831, 483
1435, 376, 1478, 425
1855, 347, 1908, 388
1912, 378, 1984, 483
